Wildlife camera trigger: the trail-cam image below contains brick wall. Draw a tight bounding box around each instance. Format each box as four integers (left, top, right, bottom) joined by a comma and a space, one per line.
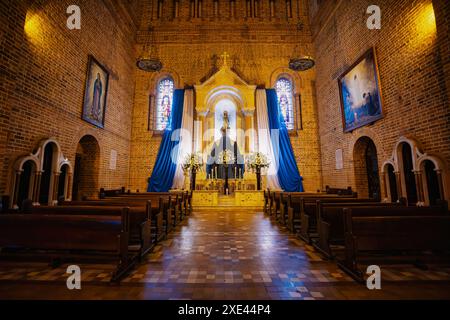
311, 0, 450, 194
0, 0, 138, 197
129, 0, 323, 192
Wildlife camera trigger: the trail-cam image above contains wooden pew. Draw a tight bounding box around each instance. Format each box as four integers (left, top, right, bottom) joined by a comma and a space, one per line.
297, 197, 378, 243
110, 193, 182, 228
325, 186, 357, 197
286, 194, 359, 235
338, 207, 450, 282
313, 201, 410, 258
25, 202, 157, 259
0, 209, 134, 282
60, 198, 166, 243
113, 191, 187, 220
99, 187, 127, 198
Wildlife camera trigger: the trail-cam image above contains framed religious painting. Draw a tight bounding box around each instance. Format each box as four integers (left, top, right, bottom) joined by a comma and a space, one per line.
82, 55, 109, 128
338, 47, 384, 132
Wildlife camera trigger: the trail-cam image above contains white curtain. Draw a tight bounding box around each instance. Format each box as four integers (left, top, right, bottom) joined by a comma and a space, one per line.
256, 89, 282, 190
171, 89, 194, 189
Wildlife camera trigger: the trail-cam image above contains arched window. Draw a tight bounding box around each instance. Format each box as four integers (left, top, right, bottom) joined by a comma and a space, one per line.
275, 77, 295, 130
156, 77, 174, 131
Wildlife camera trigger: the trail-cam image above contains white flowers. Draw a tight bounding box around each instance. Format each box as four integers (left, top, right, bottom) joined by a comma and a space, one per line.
217, 150, 235, 165
246, 152, 270, 170
182, 153, 203, 172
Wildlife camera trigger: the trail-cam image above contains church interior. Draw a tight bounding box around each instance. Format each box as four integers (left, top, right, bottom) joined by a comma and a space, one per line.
0, 0, 449, 301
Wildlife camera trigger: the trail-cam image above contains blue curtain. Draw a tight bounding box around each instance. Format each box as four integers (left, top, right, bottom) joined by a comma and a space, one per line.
147, 89, 185, 192
266, 89, 304, 192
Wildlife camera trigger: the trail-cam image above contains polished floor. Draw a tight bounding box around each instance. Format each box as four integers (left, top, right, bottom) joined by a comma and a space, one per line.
0, 209, 450, 300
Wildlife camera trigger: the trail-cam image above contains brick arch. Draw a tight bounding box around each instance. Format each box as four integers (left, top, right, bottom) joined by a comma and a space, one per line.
269, 67, 303, 93
147, 69, 181, 95
72, 135, 100, 201
352, 136, 381, 199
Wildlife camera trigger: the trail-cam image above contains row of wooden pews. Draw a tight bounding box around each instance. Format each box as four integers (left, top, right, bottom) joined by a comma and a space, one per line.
0, 188, 192, 282
263, 188, 450, 282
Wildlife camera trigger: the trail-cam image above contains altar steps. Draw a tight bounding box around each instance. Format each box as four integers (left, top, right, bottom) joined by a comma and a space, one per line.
218, 195, 236, 207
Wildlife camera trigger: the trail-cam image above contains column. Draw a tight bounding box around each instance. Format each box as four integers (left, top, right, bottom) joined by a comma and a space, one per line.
394, 171, 403, 202
381, 171, 388, 201
414, 171, 424, 204
32, 171, 43, 205
12, 171, 21, 209
436, 170, 445, 201
52, 172, 60, 205
66, 173, 73, 201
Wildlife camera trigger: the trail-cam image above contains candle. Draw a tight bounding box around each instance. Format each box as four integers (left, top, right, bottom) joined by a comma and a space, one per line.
235, 167, 237, 179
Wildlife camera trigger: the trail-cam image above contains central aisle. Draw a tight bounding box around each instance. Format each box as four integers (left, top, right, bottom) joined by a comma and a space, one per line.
133, 209, 350, 299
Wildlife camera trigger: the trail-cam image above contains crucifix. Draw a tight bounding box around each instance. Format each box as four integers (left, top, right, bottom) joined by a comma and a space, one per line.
221, 52, 230, 67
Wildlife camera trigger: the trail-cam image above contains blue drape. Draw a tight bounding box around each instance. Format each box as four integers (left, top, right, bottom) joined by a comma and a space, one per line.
147, 89, 185, 192
266, 89, 304, 192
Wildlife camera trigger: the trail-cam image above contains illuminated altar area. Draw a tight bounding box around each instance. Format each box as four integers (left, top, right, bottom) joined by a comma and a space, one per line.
188, 54, 266, 208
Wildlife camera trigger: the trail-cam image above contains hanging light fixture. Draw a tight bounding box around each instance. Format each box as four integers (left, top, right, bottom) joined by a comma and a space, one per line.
289, 55, 315, 71
288, 23, 315, 72
137, 26, 163, 72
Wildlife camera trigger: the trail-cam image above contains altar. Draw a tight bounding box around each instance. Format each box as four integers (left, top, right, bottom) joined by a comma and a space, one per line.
182, 53, 266, 209
191, 190, 264, 208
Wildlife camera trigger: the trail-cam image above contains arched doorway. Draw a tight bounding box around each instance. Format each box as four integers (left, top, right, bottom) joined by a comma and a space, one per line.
39, 142, 58, 205
422, 160, 441, 205
399, 142, 418, 204
385, 163, 399, 202
353, 137, 381, 199
72, 135, 100, 201
17, 160, 36, 209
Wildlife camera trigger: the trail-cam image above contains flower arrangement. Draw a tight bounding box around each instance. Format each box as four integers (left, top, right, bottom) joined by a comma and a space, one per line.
217, 149, 235, 165
182, 153, 203, 172
246, 152, 270, 170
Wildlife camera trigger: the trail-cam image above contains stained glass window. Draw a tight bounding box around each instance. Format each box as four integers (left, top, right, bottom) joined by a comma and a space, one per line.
276, 77, 295, 130
156, 78, 174, 131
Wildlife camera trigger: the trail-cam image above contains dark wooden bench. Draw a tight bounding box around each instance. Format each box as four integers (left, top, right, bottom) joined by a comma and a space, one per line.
24, 202, 157, 259
297, 197, 380, 244
286, 195, 360, 235
59, 198, 166, 244
112, 191, 188, 220
110, 193, 183, 228
99, 187, 128, 199
313, 201, 414, 259
325, 186, 357, 197
338, 208, 450, 282
0, 209, 134, 282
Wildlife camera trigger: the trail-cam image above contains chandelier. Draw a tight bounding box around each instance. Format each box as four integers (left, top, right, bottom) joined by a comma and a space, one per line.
289, 55, 315, 71
288, 23, 315, 72
137, 26, 163, 72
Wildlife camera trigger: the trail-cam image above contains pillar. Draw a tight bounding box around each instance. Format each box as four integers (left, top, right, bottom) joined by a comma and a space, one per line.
414, 171, 424, 204
381, 171, 388, 201
32, 171, 42, 205
436, 170, 445, 201
394, 171, 403, 202
12, 171, 21, 209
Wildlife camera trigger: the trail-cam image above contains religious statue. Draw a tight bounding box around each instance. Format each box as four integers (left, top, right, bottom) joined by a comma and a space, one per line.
221, 110, 230, 132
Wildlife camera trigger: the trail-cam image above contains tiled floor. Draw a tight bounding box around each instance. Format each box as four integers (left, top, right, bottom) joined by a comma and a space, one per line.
0, 209, 450, 300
